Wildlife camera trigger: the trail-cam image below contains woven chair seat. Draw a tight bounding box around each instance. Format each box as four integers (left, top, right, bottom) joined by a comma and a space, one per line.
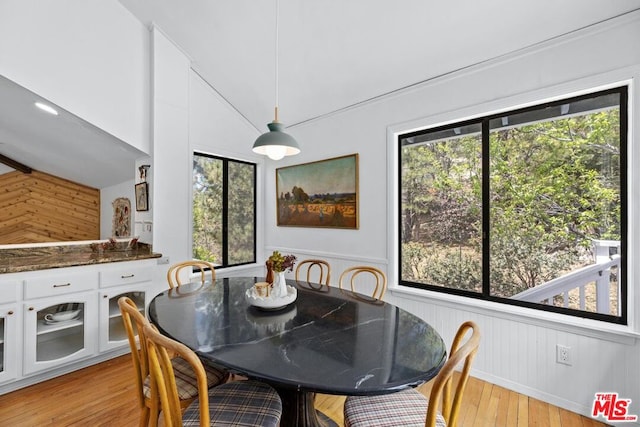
344, 388, 446, 427
181, 380, 282, 427
143, 356, 227, 400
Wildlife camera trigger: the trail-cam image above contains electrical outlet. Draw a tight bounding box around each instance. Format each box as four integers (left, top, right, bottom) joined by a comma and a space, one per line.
157, 256, 170, 265
556, 344, 572, 365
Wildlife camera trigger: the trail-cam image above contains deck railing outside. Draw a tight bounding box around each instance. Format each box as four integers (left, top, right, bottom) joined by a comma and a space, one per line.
512, 240, 620, 315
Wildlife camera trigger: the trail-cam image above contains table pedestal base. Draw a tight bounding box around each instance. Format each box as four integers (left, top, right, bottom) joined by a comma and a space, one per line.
275, 387, 338, 427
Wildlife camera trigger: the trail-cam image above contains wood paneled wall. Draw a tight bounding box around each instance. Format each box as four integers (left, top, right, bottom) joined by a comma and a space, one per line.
0, 170, 100, 244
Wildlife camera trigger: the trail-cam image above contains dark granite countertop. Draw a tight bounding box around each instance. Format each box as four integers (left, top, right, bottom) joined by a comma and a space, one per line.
0, 241, 161, 274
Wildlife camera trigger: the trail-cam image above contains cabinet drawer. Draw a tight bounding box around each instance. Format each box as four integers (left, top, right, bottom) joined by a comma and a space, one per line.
24, 271, 98, 300
99, 265, 152, 288
0, 280, 20, 304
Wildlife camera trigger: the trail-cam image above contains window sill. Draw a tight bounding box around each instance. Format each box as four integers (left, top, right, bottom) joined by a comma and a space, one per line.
215, 263, 263, 275
389, 286, 639, 345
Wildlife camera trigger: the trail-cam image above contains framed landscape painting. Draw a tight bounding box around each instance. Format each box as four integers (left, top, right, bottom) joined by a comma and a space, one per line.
276, 154, 359, 229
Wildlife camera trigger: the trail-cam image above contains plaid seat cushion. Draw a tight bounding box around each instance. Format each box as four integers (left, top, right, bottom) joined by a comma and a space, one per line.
143, 356, 228, 400
182, 380, 282, 427
344, 388, 446, 427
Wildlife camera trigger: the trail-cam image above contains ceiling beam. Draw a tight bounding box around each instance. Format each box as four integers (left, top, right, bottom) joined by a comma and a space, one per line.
0, 153, 32, 174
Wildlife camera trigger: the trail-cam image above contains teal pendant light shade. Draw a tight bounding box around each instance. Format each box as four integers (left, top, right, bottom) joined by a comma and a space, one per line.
252, 0, 300, 161
252, 112, 300, 160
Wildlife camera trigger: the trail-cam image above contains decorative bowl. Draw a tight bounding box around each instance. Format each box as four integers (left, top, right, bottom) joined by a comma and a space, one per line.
44, 309, 81, 322
245, 284, 297, 311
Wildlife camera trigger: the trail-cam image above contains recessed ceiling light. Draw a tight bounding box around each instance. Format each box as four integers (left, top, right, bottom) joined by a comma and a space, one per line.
34, 102, 58, 116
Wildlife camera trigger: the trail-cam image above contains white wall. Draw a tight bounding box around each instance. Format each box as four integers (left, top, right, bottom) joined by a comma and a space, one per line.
0, 0, 150, 153
0, 0, 151, 243
151, 28, 191, 270
134, 157, 153, 244
265, 12, 640, 424
151, 29, 266, 279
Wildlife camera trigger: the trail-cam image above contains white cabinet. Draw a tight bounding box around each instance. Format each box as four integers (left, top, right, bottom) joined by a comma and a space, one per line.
98, 263, 152, 352
99, 265, 153, 288
0, 259, 157, 390
0, 305, 18, 385
23, 292, 98, 375
0, 280, 20, 385
23, 270, 97, 300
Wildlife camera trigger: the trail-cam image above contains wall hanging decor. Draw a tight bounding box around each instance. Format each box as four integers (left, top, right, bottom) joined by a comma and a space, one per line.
276, 154, 359, 229
112, 197, 131, 237
135, 182, 148, 211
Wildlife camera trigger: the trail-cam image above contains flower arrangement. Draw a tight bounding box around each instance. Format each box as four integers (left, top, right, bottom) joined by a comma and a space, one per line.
268, 250, 297, 272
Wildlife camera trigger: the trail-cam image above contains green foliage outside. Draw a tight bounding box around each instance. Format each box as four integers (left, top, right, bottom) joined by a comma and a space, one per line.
401, 109, 621, 300
192, 156, 255, 266
193, 157, 222, 264
227, 161, 256, 264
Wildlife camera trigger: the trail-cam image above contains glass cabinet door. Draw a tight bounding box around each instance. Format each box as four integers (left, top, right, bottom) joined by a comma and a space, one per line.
99, 288, 147, 352
37, 302, 84, 361
23, 294, 97, 375
0, 307, 17, 384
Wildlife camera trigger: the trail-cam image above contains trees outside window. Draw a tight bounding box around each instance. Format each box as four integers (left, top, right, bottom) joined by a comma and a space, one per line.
193, 153, 256, 268
399, 87, 626, 324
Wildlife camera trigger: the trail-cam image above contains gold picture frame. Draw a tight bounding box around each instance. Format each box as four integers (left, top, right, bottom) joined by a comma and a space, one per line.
276, 154, 359, 229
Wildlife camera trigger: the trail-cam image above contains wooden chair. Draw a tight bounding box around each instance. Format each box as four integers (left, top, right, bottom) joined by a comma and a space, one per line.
343, 321, 481, 427
118, 297, 228, 427
295, 259, 331, 286
167, 260, 215, 289
143, 323, 283, 426
338, 266, 387, 300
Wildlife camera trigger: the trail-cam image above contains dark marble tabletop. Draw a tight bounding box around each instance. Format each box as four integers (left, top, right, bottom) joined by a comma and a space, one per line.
148, 276, 447, 396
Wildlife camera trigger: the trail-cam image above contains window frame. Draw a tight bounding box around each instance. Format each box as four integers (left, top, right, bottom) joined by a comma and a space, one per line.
397, 86, 628, 325
192, 151, 257, 269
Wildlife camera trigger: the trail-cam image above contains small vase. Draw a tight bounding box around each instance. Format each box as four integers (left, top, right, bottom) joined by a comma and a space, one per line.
274, 271, 288, 298
265, 260, 274, 284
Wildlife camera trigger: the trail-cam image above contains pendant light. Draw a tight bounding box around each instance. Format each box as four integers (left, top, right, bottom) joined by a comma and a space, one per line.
252, 0, 300, 161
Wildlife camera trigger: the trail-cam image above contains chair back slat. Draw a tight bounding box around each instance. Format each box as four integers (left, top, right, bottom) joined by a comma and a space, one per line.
167, 260, 215, 289
144, 323, 211, 426
427, 321, 480, 427
118, 297, 150, 409
338, 266, 387, 300
295, 259, 331, 286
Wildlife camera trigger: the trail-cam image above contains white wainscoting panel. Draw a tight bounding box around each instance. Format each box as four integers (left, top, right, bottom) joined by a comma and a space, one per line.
386, 291, 640, 423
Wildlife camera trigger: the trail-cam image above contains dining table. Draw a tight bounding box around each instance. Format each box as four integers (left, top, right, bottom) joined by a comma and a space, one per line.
147, 276, 447, 427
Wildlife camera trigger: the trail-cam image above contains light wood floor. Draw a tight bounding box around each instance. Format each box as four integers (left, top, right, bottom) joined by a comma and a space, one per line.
0, 355, 608, 426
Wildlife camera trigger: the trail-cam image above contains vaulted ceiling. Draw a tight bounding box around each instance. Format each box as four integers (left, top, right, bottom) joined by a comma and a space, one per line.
118, 0, 640, 130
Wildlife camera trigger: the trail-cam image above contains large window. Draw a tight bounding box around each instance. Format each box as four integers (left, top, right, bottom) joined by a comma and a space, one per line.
193, 153, 256, 268
399, 87, 627, 324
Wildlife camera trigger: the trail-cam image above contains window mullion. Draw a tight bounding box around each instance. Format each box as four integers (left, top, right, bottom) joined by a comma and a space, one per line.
222, 160, 229, 267
482, 119, 490, 297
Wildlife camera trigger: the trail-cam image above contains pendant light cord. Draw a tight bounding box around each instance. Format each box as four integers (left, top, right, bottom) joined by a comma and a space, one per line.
274, 0, 280, 122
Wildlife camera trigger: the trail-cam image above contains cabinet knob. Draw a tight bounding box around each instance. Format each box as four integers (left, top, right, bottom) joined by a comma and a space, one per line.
7, 310, 13, 315
29, 307, 35, 311
103, 295, 109, 298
